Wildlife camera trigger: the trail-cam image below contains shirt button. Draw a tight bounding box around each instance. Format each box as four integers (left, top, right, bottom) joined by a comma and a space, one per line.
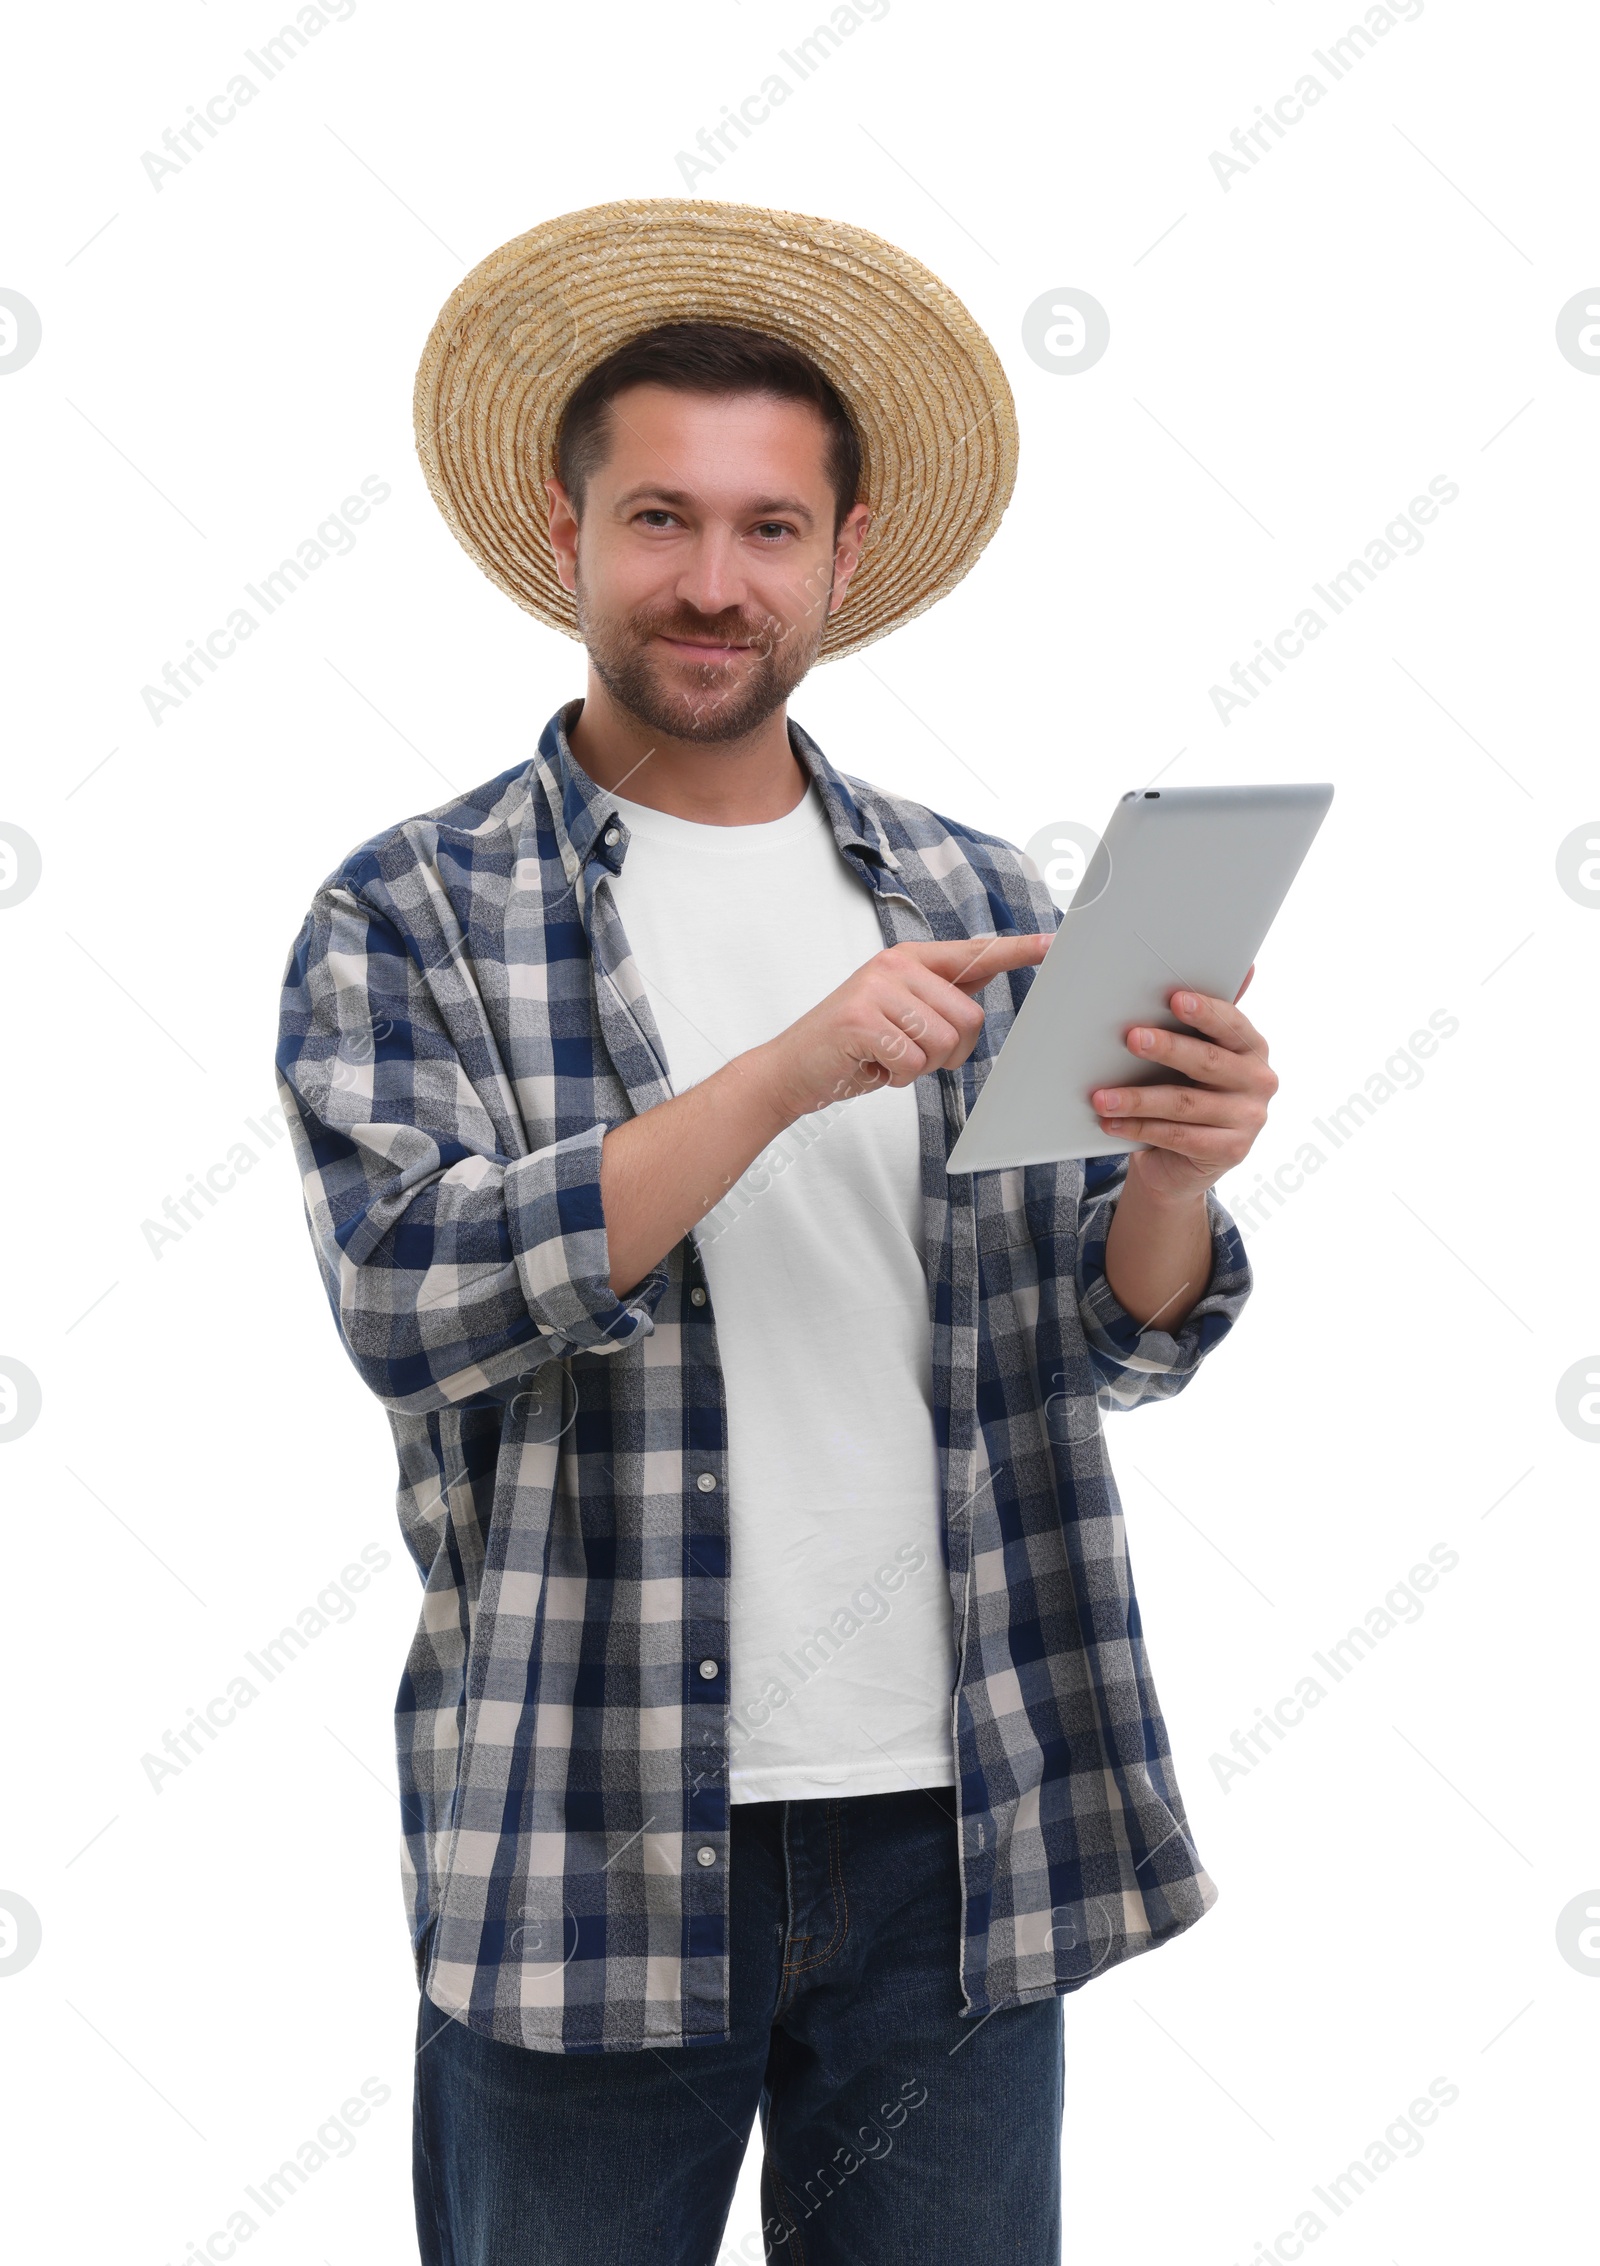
697, 1658, 719, 1680
696, 1472, 717, 1493
689, 1287, 707, 1307
695, 1845, 717, 1867
603, 826, 620, 847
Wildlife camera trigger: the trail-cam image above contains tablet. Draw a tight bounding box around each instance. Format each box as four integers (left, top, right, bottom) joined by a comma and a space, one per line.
946, 781, 1334, 1171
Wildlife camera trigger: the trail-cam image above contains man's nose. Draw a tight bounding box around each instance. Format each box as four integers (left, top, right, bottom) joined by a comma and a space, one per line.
673, 522, 748, 620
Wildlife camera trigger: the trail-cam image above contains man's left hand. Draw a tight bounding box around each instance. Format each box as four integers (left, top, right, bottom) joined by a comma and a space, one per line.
1090, 967, 1276, 1205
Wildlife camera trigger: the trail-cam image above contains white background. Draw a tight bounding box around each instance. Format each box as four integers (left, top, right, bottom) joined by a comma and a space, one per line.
1, 1, 1595, 2259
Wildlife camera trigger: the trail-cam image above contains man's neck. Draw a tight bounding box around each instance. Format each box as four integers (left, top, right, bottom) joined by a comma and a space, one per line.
566, 674, 810, 827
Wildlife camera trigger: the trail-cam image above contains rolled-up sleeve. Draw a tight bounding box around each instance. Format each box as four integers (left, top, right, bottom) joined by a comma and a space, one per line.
275, 882, 666, 1415
1074, 1152, 1252, 1412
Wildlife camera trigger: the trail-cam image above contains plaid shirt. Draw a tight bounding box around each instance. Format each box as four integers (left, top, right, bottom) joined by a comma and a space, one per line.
276, 700, 1252, 2054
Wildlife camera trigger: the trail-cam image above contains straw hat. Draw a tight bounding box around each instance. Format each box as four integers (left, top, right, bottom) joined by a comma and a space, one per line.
412, 198, 1018, 661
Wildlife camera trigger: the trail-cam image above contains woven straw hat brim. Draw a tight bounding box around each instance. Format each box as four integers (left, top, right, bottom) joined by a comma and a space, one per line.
412, 198, 1018, 661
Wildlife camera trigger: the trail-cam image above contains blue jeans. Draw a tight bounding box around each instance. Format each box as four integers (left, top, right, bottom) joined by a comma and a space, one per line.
413, 1786, 1064, 2263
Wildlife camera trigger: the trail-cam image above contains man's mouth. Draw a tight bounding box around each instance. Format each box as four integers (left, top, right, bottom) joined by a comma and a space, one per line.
654, 632, 756, 662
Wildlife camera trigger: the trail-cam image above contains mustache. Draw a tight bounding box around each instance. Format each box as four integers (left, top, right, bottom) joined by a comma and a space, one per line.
634, 604, 787, 653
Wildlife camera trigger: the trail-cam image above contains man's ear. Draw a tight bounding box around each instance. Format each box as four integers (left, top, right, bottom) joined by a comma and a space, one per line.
827, 500, 873, 617
546, 477, 580, 595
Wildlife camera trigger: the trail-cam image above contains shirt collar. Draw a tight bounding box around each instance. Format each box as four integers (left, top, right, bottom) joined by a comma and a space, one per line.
532, 699, 902, 887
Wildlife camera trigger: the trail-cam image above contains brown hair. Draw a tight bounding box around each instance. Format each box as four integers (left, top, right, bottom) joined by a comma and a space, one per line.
554, 322, 863, 533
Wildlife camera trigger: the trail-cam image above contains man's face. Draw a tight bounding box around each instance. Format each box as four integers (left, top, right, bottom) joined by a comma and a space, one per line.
545, 384, 871, 744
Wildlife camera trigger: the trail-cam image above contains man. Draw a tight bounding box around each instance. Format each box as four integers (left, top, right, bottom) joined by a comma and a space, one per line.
277, 201, 1273, 2264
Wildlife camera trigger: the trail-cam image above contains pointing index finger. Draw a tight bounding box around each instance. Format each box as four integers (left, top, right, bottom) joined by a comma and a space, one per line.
909, 934, 1054, 992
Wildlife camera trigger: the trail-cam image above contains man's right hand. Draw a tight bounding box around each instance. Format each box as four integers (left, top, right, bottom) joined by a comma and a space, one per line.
600, 932, 1052, 1296
754, 934, 1055, 1119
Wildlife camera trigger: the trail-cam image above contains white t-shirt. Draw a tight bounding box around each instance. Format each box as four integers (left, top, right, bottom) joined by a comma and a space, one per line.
603, 779, 957, 1802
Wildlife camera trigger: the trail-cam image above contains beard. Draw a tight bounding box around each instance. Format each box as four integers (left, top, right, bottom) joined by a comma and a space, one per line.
575, 576, 829, 745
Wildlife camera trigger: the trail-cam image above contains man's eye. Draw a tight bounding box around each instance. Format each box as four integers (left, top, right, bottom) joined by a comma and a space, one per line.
753, 522, 794, 541
637, 510, 678, 528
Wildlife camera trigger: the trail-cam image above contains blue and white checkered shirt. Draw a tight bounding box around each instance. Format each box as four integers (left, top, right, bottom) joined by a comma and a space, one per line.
275, 701, 1253, 2053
